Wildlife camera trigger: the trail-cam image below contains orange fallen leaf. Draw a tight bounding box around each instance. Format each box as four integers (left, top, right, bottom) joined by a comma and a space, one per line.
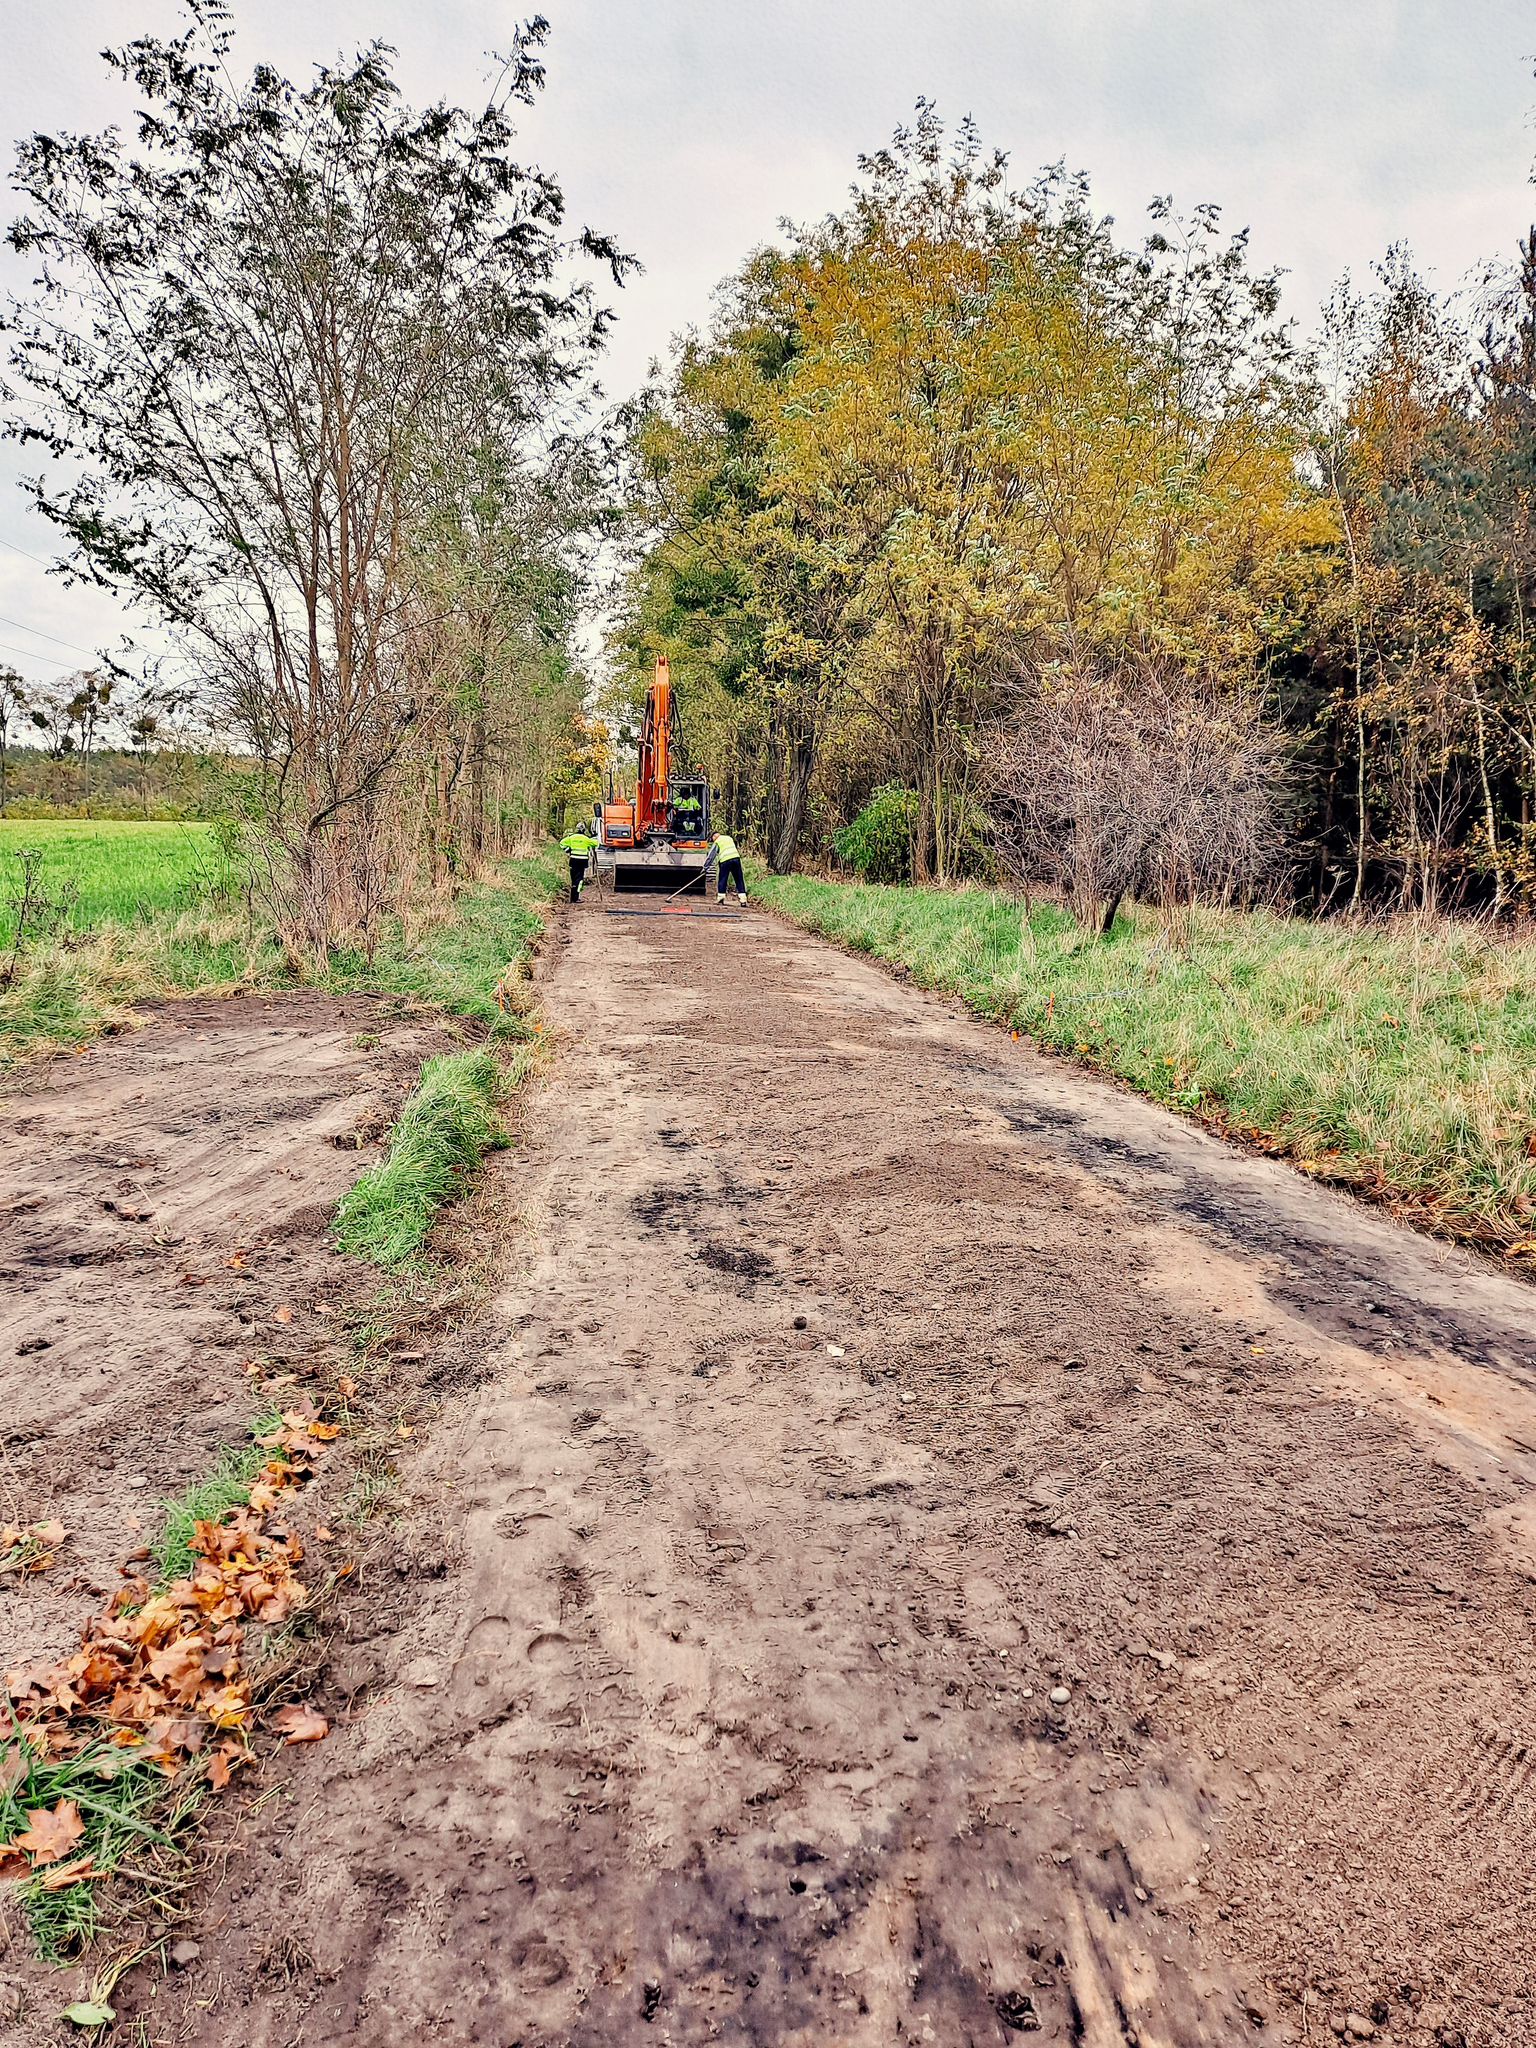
13, 1799, 86, 1866
307, 1422, 340, 1442
147, 1636, 207, 1698
273, 1304, 295, 1324
271, 1703, 328, 1745
337, 1376, 357, 1399
38, 1854, 104, 1891
207, 1739, 247, 1791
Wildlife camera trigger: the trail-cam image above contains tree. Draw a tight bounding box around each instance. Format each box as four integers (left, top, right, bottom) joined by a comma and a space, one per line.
628, 253, 872, 870
4, 3, 630, 951
627, 108, 1323, 888
0, 667, 27, 814
67, 671, 112, 813
988, 654, 1284, 934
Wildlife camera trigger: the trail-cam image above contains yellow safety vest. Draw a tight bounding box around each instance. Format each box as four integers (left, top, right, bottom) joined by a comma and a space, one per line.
713, 834, 739, 863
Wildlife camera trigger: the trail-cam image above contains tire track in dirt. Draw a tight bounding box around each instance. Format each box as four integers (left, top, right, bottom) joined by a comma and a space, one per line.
119, 913, 1536, 2047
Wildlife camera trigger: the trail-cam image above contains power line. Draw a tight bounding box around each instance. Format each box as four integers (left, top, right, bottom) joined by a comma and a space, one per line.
0, 640, 78, 670
0, 612, 103, 660
0, 533, 56, 568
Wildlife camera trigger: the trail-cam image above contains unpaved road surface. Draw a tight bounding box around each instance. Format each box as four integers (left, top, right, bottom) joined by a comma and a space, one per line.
26, 915, 1536, 2045
1, 995, 442, 1679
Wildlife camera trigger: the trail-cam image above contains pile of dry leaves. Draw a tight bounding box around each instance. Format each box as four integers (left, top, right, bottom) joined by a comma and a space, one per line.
1, 1405, 339, 1897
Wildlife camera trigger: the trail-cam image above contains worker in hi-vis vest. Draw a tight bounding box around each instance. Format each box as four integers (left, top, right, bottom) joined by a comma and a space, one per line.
711, 828, 748, 905
558, 823, 598, 903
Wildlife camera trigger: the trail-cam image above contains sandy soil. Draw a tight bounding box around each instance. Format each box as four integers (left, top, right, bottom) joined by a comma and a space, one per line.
0, 994, 444, 1680
12, 914, 1536, 2047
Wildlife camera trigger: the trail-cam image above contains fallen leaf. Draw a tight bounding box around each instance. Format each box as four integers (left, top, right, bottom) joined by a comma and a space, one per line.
32, 1520, 66, 1547
271, 1703, 329, 1745
307, 1421, 340, 1442
14, 1799, 86, 1866
207, 1740, 246, 1790
61, 2003, 115, 2028
273, 1305, 295, 1324
147, 1635, 207, 1697
39, 1854, 104, 1891
337, 1375, 357, 1399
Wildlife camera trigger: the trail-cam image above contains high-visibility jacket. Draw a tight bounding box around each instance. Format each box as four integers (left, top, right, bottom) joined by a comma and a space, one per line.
713, 833, 740, 863
560, 830, 597, 856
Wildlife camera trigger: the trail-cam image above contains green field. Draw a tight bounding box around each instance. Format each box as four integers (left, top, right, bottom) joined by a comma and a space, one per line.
758, 874, 1536, 1255
0, 833, 563, 1066
0, 820, 228, 946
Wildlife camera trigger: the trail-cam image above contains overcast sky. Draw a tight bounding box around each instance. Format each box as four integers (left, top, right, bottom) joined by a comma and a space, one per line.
1, 0, 1533, 687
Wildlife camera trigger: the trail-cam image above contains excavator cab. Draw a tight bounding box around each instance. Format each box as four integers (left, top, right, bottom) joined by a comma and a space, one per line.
668, 779, 710, 843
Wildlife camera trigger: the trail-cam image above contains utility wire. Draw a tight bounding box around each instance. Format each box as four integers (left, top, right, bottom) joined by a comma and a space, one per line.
0, 533, 56, 567
0, 612, 103, 660
0, 640, 78, 669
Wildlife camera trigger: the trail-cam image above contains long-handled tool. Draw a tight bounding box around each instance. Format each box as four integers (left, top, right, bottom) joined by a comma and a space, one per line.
660, 848, 717, 904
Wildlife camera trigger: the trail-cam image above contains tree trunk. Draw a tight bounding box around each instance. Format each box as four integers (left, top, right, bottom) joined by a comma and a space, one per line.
770, 727, 815, 874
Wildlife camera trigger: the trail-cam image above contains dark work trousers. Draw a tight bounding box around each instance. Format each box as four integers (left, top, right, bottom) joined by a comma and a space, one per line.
568, 855, 588, 903
718, 856, 746, 900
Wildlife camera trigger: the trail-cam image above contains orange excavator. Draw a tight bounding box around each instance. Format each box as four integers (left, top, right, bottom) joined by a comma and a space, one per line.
594, 656, 714, 895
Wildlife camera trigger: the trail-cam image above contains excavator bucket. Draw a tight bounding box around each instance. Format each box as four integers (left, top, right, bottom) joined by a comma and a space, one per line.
608, 844, 712, 894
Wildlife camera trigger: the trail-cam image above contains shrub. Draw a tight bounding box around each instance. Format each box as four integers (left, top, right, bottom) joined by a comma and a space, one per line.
833, 785, 918, 883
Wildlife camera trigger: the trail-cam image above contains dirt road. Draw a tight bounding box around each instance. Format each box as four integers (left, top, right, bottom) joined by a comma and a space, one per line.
0, 995, 444, 1683
24, 908, 1536, 2046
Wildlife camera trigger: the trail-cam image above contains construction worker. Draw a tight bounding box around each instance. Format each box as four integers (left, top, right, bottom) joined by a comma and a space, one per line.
712, 826, 749, 906
558, 821, 598, 903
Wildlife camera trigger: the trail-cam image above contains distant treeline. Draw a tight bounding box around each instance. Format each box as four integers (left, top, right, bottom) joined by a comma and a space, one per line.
0, 744, 221, 820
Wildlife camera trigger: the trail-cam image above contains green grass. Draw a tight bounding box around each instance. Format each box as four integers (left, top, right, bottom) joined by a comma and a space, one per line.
0, 1735, 186, 1962
316, 846, 562, 1031
0, 820, 228, 946
0, 846, 563, 1065
334, 1049, 514, 1266
758, 874, 1536, 1252
149, 1420, 281, 1586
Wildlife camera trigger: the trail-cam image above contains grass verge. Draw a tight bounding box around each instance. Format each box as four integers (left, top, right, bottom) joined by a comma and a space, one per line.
758, 874, 1536, 1254
334, 1049, 514, 1266
1, 1738, 192, 1965
0, 845, 564, 1066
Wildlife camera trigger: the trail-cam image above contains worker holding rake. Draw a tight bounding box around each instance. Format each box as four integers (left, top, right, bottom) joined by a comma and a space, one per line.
712, 826, 749, 906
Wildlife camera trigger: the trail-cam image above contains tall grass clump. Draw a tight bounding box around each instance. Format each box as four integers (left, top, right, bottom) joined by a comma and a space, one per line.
758, 874, 1536, 1252
334, 1049, 511, 1266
